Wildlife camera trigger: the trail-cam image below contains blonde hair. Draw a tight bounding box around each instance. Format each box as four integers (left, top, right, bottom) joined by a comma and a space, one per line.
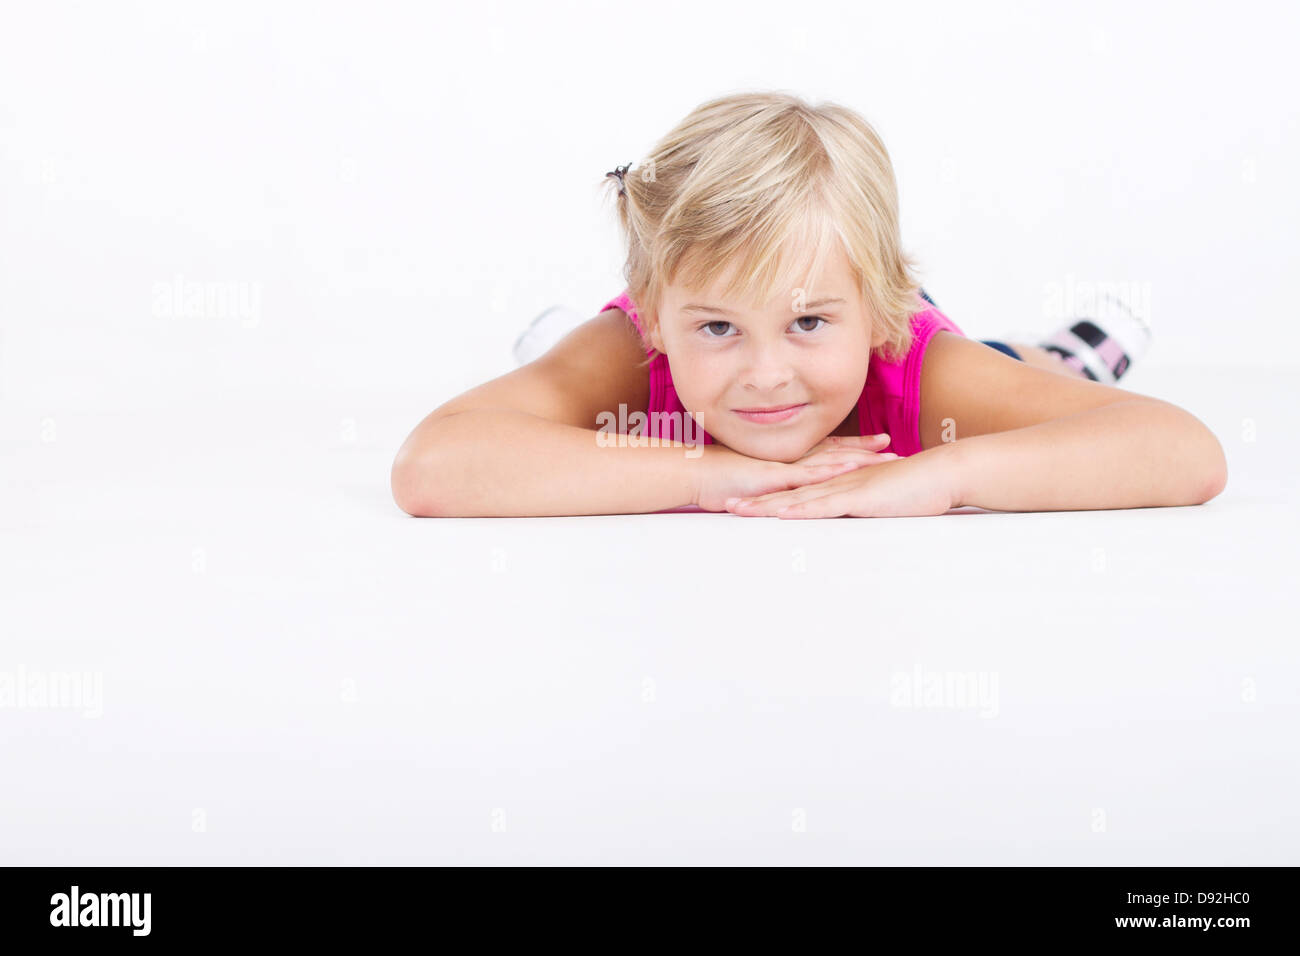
601, 90, 924, 368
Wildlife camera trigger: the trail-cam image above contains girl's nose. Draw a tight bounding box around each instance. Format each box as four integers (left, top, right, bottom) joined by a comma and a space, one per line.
741, 343, 795, 392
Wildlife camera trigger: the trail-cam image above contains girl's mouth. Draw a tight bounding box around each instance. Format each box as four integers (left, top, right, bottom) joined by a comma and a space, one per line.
732, 403, 808, 424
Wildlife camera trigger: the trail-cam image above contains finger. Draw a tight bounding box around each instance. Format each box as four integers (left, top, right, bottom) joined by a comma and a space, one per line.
806, 433, 889, 456
734, 458, 877, 512
824, 433, 891, 448
777, 491, 856, 519
800, 459, 876, 483
728, 494, 798, 515
801, 449, 898, 468
731, 479, 843, 514
804, 444, 887, 459
802, 453, 873, 472
727, 487, 800, 512
788, 462, 872, 493
799, 454, 896, 479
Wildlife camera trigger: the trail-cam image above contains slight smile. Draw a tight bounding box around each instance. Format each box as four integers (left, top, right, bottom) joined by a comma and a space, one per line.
732, 403, 808, 424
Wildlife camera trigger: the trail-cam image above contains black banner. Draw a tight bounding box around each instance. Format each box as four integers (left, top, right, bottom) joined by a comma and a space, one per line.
0, 865, 1288, 943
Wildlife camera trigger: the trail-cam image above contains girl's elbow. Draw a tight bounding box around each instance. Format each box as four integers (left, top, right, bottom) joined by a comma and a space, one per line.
391, 447, 441, 517
1194, 434, 1229, 504
1170, 411, 1227, 505
1199, 455, 1228, 504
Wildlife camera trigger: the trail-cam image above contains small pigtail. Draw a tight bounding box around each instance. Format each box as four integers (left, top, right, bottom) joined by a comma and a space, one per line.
605, 162, 632, 197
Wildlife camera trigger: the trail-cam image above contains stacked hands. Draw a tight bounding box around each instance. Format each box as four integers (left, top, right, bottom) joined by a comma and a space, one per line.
695, 433, 961, 519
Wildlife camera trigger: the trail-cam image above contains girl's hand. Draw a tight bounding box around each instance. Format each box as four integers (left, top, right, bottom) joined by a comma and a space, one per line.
694, 433, 899, 512
724, 446, 960, 518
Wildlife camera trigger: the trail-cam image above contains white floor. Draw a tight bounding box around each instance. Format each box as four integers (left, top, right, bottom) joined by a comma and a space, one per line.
2, 363, 1297, 865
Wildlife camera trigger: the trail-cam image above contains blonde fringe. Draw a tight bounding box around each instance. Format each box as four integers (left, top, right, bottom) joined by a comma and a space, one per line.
600, 90, 925, 368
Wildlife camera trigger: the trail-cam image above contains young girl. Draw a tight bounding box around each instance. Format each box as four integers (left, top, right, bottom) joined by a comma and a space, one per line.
392, 91, 1227, 518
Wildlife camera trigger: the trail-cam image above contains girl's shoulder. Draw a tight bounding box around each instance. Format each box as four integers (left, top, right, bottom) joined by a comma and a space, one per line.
915, 313, 1138, 454
557, 307, 652, 416
862, 299, 967, 457
598, 290, 655, 357
426, 307, 649, 432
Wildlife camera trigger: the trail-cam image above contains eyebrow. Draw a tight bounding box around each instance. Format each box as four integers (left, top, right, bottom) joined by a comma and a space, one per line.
681, 297, 846, 315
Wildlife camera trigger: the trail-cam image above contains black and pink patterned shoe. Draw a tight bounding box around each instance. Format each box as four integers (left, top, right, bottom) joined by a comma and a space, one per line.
1038, 294, 1152, 384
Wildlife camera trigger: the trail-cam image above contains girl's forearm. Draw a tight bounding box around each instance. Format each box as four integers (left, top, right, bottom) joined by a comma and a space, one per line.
391, 408, 702, 516
947, 398, 1228, 512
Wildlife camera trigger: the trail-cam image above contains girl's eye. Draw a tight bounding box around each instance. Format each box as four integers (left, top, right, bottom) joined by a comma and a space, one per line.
699, 316, 826, 337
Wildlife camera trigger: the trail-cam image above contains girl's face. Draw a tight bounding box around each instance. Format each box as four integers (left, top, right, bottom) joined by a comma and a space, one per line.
650, 245, 882, 463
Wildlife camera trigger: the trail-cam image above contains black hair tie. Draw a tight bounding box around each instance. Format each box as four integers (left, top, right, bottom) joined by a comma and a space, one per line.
606, 162, 632, 196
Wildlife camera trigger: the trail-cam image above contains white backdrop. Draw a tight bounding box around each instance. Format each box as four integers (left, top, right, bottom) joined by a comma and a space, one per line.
2, 0, 1298, 418
2, 1, 1298, 867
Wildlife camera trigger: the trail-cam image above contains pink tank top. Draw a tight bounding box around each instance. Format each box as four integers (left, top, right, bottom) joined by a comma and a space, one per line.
597, 289, 967, 457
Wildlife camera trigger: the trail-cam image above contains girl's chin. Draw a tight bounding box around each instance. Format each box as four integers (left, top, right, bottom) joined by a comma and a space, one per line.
722, 433, 820, 464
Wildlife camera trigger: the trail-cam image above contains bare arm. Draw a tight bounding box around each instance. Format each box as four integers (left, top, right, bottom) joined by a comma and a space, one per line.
390, 308, 702, 517
920, 332, 1228, 511
393, 408, 703, 516
941, 399, 1225, 511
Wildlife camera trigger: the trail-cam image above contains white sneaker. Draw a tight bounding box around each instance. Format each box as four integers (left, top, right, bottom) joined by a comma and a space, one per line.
512, 305, 588, 366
